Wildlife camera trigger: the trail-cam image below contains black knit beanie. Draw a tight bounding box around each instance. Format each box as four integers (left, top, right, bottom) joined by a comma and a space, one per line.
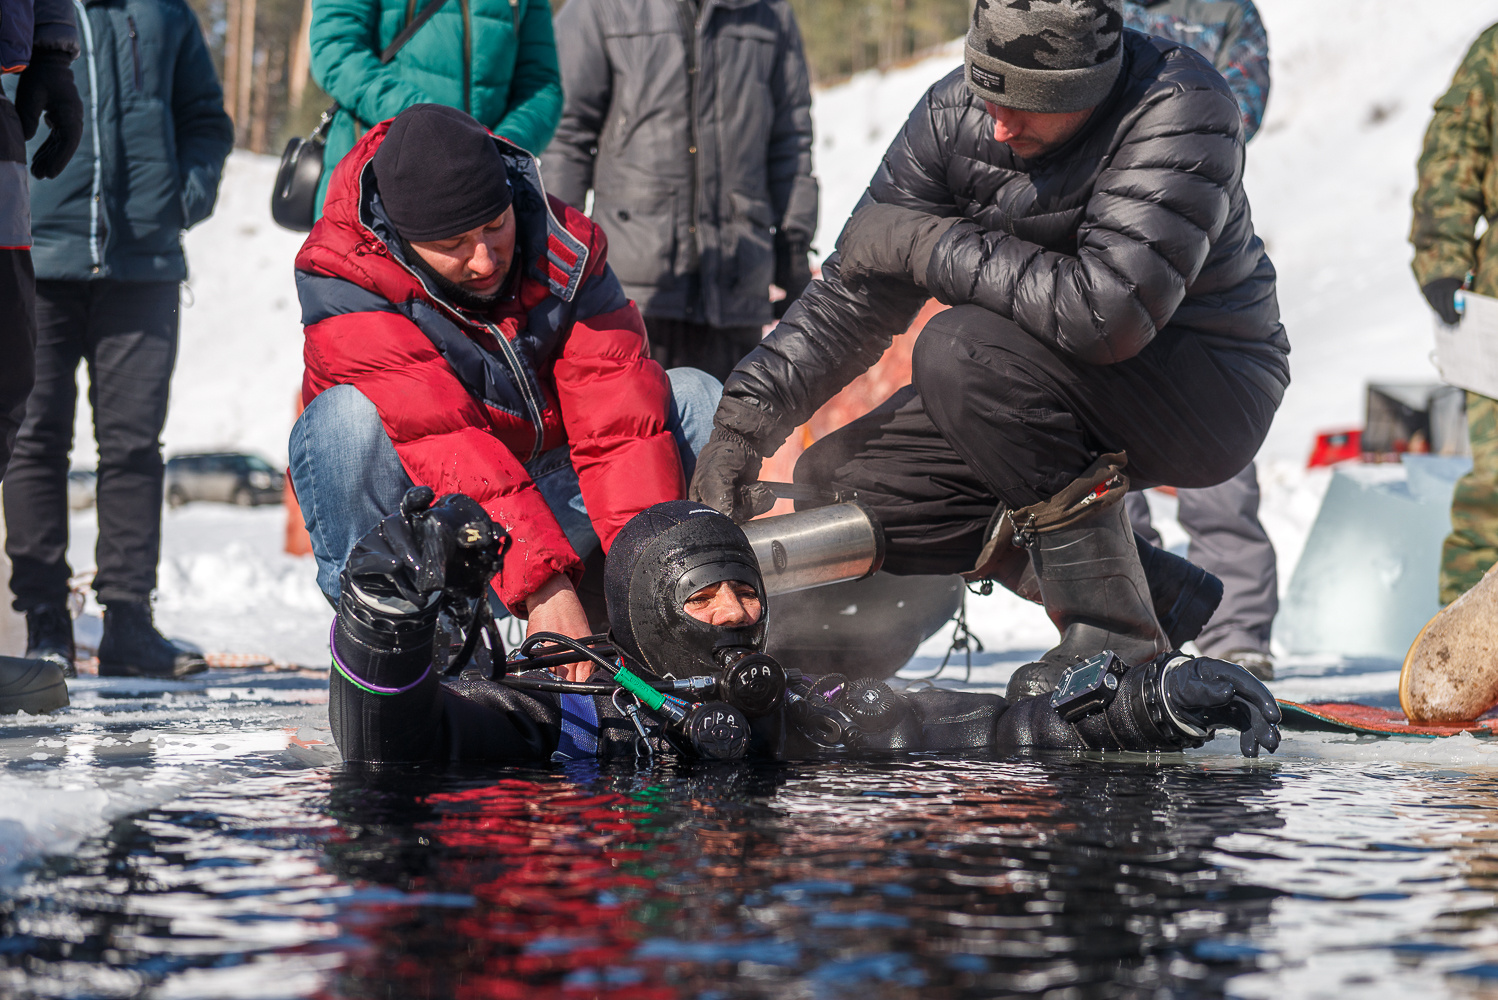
965, 0, 1124, 114
372, 104, 514, 242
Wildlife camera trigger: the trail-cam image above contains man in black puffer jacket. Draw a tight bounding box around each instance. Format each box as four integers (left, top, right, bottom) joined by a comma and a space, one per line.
690, 0, 1289, 700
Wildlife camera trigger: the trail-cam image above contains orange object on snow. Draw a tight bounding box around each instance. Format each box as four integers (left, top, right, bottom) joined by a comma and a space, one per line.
285, 393, 313, 556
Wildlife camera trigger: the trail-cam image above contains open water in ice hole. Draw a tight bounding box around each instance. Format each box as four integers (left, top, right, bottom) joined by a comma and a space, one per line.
6, 753, 1498, 998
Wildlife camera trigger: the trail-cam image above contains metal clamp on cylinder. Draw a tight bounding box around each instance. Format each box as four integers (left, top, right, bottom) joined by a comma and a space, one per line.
739, 501, 885, 597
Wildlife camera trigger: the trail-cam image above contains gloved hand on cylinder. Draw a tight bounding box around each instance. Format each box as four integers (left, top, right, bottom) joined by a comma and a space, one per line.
688, 427, 777, 522
1422, 277, 1465, 326
14, 51, 84, 180
343, 486, 505, 618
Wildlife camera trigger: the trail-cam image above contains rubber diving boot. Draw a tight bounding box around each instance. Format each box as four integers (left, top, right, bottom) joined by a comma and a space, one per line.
98, 602, 208, 679
25, 602, 77, 678
1003, 455, 1171, 699
0, 655, 69, 714
966, 506, 1222, 651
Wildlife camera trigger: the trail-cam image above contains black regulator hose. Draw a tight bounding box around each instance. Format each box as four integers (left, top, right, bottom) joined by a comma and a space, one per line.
512, 632, 750, 760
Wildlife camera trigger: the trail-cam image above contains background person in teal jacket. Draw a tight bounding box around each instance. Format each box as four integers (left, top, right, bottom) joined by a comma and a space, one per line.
309, 0, 562, 219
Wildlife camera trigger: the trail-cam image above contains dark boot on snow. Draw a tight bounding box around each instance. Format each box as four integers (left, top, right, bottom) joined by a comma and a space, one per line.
98, 602, 208, 679
0, 655, 69, 714
966, 504, 1221, 651
25, 602, 77, 678
1004, 455, 1171, 699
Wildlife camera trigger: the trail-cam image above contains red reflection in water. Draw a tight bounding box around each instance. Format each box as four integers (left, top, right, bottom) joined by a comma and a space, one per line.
317, 777, 680, 1000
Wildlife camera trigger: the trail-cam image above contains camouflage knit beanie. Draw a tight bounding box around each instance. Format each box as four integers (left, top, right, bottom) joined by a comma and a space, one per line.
965, 0, 1124, 114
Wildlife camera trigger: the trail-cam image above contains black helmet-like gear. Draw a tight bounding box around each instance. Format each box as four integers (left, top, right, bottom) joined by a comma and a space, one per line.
605, 501, 768, 677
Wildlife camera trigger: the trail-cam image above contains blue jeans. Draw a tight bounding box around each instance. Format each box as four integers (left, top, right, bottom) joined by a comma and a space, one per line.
289, 367, 722, 604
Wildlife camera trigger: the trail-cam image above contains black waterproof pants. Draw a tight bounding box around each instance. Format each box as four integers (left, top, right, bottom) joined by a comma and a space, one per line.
794, 306, 1281, 577
644, 317, 764, 382
0, 249, 35, 484
5, 280, 181, 610
0, 95, 36, 485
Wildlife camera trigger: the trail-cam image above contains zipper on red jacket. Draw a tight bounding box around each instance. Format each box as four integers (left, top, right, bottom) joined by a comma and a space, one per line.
390, 245, 549, 461
485, 319, 547, 462
352, 163, 552, 463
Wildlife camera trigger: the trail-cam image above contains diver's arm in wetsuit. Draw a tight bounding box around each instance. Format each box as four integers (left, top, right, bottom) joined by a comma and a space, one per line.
836, 660, 1280, 758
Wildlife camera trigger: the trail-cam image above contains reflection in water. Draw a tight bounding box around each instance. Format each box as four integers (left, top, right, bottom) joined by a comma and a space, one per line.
317, 757, 1286, 998
25, 753, 1498, 998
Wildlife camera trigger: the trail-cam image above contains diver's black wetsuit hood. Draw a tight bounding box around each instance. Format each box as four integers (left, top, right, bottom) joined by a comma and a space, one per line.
604, 501, 768, 677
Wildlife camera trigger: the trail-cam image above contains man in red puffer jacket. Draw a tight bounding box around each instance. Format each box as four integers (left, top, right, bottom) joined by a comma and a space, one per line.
290, 104, 720, 671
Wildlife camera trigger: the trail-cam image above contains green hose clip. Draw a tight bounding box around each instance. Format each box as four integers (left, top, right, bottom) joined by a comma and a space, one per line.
612, 662, 666, 712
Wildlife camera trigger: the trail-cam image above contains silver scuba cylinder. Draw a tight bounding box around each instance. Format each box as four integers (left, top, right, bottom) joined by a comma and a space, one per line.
740, 502, 885, 597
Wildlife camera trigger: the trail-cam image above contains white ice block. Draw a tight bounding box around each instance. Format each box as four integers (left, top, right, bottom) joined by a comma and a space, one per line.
1274, 455, 1470, 661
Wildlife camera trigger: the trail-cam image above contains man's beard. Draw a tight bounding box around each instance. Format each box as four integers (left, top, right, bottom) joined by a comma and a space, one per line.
402, 239, 511, 313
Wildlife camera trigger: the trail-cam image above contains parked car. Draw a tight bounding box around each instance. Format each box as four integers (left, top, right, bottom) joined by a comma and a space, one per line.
165, 452, 284, 508
67, 469, 97, 510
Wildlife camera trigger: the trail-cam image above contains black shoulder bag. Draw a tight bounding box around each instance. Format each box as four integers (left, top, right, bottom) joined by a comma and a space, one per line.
270, 0, 450, 232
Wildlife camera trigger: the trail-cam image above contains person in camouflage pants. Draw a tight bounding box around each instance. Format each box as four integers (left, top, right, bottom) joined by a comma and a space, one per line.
1411, 23, 1498, 605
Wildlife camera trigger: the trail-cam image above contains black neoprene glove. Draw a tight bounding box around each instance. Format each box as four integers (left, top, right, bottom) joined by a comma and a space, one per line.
14, 50, 83, 180
835, 203, 961, 292
343, 487, 505, 615
688, 427, 776, 523
1423, 277, 1465, 326
774, 234, 813, 319
1161, 656, 1282, 758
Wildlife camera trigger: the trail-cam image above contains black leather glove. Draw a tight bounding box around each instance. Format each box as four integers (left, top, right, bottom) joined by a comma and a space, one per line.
687, 427, 776, 523
14, 51, 83, 180
835, 203, 961, 292
774, 234, 813, 319
1423, 277, 1465, 326
343, 486, 506, 614
1161, 656, 1282, 758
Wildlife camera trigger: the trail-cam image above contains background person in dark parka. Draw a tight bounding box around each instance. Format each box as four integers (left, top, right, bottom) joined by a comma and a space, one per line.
690, 0, 1289, 700
541, 0, 818, 381
4, 0, 232, 681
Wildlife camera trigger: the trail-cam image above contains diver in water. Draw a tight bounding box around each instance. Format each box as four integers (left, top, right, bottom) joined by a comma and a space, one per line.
327, 489, 1281, 764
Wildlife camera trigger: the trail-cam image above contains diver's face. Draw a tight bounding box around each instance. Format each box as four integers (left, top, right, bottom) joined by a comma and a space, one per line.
683, 581, 763, 627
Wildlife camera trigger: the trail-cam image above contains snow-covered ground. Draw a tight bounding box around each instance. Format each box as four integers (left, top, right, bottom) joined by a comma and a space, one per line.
4, 0, 1498, 893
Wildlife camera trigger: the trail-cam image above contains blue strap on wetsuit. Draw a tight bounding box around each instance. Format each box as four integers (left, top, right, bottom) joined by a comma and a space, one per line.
552, 692, 601, 761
